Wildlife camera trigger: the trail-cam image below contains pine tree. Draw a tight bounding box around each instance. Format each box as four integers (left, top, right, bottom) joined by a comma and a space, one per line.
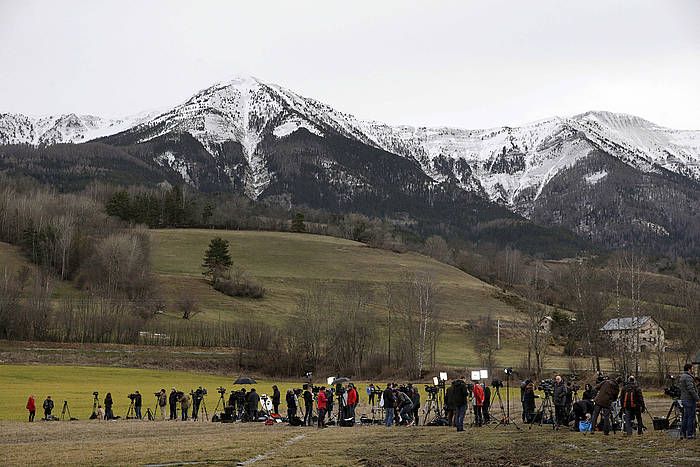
291, 212, 306, 233
202, 237, 232, 282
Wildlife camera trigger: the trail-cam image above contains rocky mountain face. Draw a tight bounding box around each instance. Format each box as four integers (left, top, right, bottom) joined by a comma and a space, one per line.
1, 75, 698, 254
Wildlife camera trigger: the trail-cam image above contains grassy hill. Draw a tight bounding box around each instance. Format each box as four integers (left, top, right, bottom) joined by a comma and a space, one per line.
150, 229, 526, 367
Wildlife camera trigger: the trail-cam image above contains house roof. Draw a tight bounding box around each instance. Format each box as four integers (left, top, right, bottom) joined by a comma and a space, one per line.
600, 316, 654, 332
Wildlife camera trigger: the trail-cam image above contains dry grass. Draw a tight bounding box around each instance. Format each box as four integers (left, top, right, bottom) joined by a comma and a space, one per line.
1, 419, 698, 467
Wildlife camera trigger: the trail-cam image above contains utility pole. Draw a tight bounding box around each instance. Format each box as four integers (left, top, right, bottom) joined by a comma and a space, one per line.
497, 319, 501, 350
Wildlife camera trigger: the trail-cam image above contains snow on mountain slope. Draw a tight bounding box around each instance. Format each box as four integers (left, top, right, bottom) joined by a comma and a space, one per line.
1, 75, 698, 213
0, 111, 158, 145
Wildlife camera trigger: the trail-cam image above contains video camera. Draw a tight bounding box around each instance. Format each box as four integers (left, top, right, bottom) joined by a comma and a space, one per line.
424, 385, 439, 395
92, 391, 99, 397
491, 379, 503, 389
128, 393, 137, 401
664, 378, 681, 399
154, 392, 161, 397
217, 387, 226, 395
538, 379, 554, 395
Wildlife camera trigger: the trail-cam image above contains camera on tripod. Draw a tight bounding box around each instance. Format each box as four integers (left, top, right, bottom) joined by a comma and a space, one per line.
92, 391, 99, 397
424, 385, 439, 395
664, 384, 681, 399
217, 387, 227, 395
491, 379, 504, 389
128, 393, 137, 401
537, 379, 554, 395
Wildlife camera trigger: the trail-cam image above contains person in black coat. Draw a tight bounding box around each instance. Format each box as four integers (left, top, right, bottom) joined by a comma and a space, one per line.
104, 393, 114, 420
286, 389, 297, 421
246, 388, 260, 420
383, 384, 396, 426
272, 385, 281, 414
522, 383, 537, 423
409, 385, 421, 426
134, 391, 143, 420
169, 388, 178, 420
552, 375, 569, 429
303, 386, 314, 426
42, 396, 54, 419
482, 384, 491, 424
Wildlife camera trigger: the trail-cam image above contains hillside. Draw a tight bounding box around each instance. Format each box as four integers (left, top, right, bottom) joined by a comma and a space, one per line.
150, 229, 524, 366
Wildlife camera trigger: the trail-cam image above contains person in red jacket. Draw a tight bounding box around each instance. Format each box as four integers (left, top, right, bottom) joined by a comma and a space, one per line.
317, 386, 328, 428
473, 382, 485, 426
346, 384, 358, 420
26, 395, 36, 422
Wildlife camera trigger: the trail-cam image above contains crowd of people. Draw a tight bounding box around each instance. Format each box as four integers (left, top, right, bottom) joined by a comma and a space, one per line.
22, 365, 699, 440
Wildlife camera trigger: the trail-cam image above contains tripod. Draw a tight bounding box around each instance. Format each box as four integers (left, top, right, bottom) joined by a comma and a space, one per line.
492, 378, 521, 431
61, 400, 74, 421
125, 399, 136, 419
195, 398, 209, 421
665, 400, 683, 429
214, 391, 226, 416
422, 393, 442, 425
535, 392, 555, 429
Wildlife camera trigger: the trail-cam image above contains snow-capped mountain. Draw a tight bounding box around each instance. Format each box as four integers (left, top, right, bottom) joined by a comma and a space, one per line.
2, 74, 699, 254
0, 111, 159, 146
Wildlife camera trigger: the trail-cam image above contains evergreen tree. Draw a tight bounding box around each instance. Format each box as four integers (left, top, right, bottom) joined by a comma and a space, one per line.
291, 212, 306, 233
105, 190, 132, 221
202, 237, 233, 282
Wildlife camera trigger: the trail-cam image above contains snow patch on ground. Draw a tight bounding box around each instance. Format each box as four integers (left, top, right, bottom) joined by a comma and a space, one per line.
585, 170, 608, 185
273, 118, 323, 138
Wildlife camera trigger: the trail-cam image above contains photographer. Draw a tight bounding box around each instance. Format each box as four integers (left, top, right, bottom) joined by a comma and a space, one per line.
104, 393, 113, 420
237, 389, 247, 419
382, 384, 396, 427
179, 391, 190, 421
679, 363, 699, 439
445, 382, 456, 427
620, 376, 645, 436
169, 388, 178, 420
472, 380, 484, 427
317, 386, 327, 428
303, 385, 314, 426
522, 382, 537, 423
520, 378, 533, 422
42, 395, 54, 420
134, 390, 143, 420
482, 383, 491, 424
571, 384, 595, 432
396, 387, 414, 425
553, 375, 569, 429
158, 389, 167, 420
453, 377, 469, 432
192, 387, 204, 421
286, 389, 297, 422
409, 384, 421, 426
346, 383, 358, 420
246, 388, 260, 420
592, 376, 622, 435
272, 385, 281, 415
367, 384, 376, 406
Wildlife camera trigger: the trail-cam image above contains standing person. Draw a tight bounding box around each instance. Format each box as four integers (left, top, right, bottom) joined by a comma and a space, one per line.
445, 382, 456, 427
134, 390, 143, 420
272, 385, 281, 415
158, 389, 168, 421
553, 375, 569, 429
169, 388, 178, 420
482, 383, 491, 425
317, 386, 328, 428
410, 385, 421, 426
179, 392, 191, 421
679, 363, 700, 439
303, 386, 314, 426
42, 395, 54, 420
325, 387, 334, 423
96, 405, 105, 420
520, 378, 533, 422
26, 395, 36, 422
247, 388, 260, 420
382, 384, 396, 427
473, 381, 484, 427
192, 387, 204, 421
523, 382, 537, 423
591, 376, 622, 435
367, 384, 376, 407
104, 393, 113, 420
582, 383, 597, 401
620, 376, 645, 436
346, 384, 358, 420
453, 378, 469, 432
286, 389, 297, 422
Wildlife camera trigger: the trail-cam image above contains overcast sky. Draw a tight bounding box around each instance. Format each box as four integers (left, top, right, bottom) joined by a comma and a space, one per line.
1, 0, 698, 129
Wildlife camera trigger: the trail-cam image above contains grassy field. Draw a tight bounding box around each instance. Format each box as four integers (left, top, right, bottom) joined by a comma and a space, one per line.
2, 364, 697, 466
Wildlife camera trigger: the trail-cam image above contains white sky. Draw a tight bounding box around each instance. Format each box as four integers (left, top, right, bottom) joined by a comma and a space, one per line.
0, 0, 698, 129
